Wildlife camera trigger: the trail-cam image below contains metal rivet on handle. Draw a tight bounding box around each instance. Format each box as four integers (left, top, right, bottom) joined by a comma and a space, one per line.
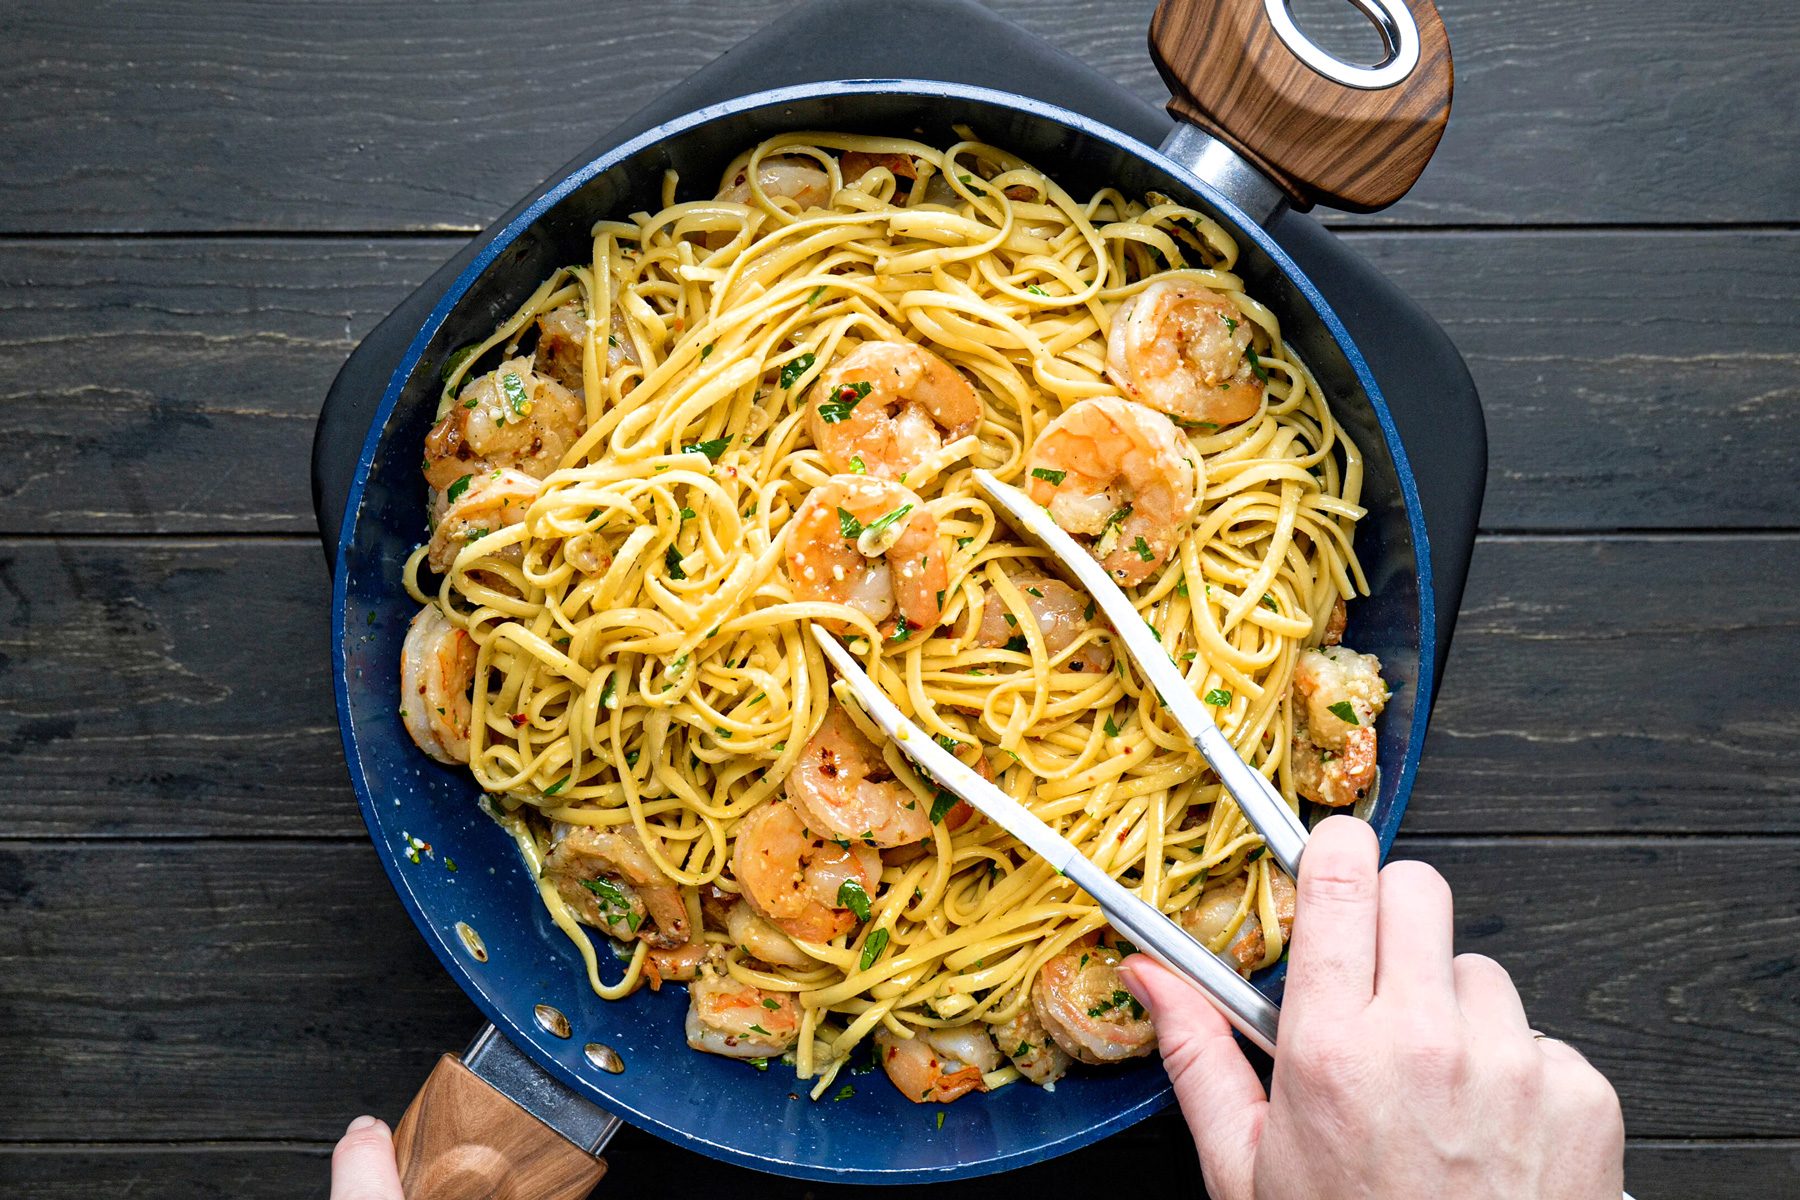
453, 921, 488, 963
584, 1042, 625, 1074
534, 1003, 572, 1039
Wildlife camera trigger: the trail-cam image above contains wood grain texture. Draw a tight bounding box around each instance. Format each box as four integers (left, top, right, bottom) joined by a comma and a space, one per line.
2, 1139, 1792, 1198
1151, 0, 1452, 211
0, 839, 1791, 1141
1343, 230, 1800, 532
4, 231, 1795, 535
393, 1055, 606, 1200
0, 238, 452, 534
2, 0, 1796, 232
2, 535, 1791, 839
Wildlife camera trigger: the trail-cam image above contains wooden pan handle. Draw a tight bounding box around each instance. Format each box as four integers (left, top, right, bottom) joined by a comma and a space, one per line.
392, 1054, 608, 1200
1149, 0, 1453, 212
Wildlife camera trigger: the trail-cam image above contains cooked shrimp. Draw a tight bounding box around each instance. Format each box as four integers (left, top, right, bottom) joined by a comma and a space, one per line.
399, 605, 475, 765
995, 1002, 1072, 1086
969, 572, 1112, 674
1106, 279, 1265, 427
425, 466, 540, 573
423, 357, 585, 492
841, 150, 919, 187
725, 899, 813, 968
684, 960, 801, 1060
785, 705, 930, 848
731, 800, 883, 943
1032, 942, 1157, 1064
717, 155, 832, 211
1023, 397, 1201, 587
643, 941, 709, 990
542, 823, 690, 949
808, 342, 981, 480
785, 475, 947, 641
1290, 644, 1390, 808
1177, 871, 1297, 976
876, 1024, 1001, 1104
533, 299, 639, 394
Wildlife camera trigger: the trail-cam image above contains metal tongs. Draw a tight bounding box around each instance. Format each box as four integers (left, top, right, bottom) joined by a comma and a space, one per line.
809, 468, 1306, 1054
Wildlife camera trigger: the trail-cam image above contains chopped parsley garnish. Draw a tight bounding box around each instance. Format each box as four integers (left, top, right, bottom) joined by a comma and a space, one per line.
933, 734, 961, 754
1245, 345, 1270, 383
1086, 989, 1146, 1020
683, 436, 731, 461
1104, 504, 1133, 530
1176, 579, 1189, 597
748, 1023, 770, 1036
863, 501, 914, 540
579, 877, 641, 931
849, 454, 867, 474
956, 536, 975, 550
837, 878, 872, 922
890, 613, 912, 642
935, 1111, 946, 1130
779, 351, 816, 388
1222, 314, 1238, 333
818, 380, 871, 424
1327, 700, 1360, 725
1103, 714, 1121, 738
500, 371, 530, 414
1014, 1042, 1033, 1057
1026, 285, 1047, 296
441, 343, 480, 388
445, 474, 473, 504
859, 927, 890, 970
679, 506, 696, 522
1204, 688, 1232, 707
837, 507, 863, 538
624, 749, 640, 767
761, 997, 780, 1010
700, 343, 714, 360
1260, 593, 1278, 611
1132, 536, 1155, 562
1247, 846, 1268, 863
543, 773, 570, 796
928, 788, 959, 824
1004, 635, 1028, 653
1030, 467, 1067, 485
807, 284, 826, 306
664, 544, 686, 579
750, 1057, 769, 1071
833, 1084, 855, 1102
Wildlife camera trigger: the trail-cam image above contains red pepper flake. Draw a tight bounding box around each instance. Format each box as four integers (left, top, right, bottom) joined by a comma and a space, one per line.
510, 713, 529, 727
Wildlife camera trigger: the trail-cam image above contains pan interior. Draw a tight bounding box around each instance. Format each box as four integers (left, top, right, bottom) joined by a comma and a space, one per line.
333, 80, 1431, 1184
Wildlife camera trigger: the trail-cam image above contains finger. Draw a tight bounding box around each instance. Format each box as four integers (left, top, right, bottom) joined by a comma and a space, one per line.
1453, 953, 1530, 1032
330, 1116, 405, 1200
1284, 814, 1380, 1020
1374, 859, 1457, 1006
1120, 956, 1267, 1200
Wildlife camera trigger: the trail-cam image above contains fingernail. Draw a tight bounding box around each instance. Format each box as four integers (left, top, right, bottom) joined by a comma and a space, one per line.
1117, 960, 1152, 1012
346, 1115, 381, 1134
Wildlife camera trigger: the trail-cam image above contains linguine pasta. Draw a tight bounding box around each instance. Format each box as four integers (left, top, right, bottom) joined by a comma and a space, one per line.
399, 131, 1377, 1099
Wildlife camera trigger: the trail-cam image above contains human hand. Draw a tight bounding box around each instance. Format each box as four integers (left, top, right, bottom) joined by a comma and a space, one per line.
1119, 815, 1625, 1200
331, 1115, 406, 1200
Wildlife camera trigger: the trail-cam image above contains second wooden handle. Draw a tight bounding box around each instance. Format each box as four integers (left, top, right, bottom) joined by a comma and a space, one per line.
1149, 0, 1453, 212
392, 1054, 608, 1200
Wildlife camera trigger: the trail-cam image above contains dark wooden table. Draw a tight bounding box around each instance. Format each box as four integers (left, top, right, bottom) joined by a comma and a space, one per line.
2, 2, 1796, 1196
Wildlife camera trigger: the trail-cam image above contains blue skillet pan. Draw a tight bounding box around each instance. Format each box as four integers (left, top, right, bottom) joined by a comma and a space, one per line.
330, 0, 1451, 1189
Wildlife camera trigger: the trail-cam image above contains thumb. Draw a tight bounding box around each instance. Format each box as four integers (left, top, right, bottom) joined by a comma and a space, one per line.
1120, 957, 1267, 1200
331, 1115, 406, 1200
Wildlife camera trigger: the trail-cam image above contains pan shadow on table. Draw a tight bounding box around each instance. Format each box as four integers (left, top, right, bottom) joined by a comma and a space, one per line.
0, 0, 1796, 1196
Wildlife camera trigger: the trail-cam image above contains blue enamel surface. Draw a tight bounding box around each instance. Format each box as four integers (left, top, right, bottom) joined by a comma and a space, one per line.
331, 80, 1434, 1183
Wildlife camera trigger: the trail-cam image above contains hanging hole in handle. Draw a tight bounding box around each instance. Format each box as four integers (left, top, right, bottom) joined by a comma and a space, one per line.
1262, 0, 1421, 90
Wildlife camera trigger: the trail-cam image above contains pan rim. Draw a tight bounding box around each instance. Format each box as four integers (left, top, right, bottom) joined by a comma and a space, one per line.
331, 77, 1436, 1182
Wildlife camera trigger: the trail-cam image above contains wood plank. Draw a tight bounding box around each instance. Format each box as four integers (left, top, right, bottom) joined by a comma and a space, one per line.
0, 238, 451, 534
1, 534, 1793, 837
1, 1140, 1792, 1198
2, 0, 1794, 233
5, 231, 1795, 535
1406, 534, 1800, 834
1345, 230, 1800, 532
0, 839, 1791, 1140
